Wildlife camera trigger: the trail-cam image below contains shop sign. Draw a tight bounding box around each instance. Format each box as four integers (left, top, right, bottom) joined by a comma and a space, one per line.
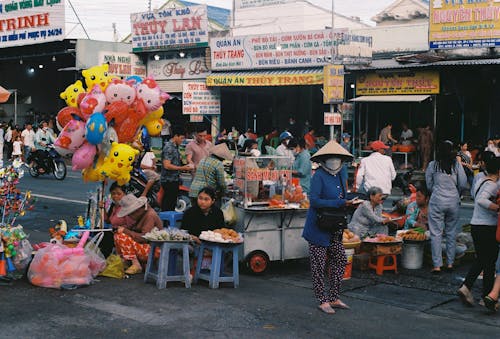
148, 56, 209, 80
356, 71, 440, 95
131, 5, 208, 52
182, 81, 220, 115
430, 1, 500, 49
189, 115, 204, 122
235, 0, 294, 9
245, 168, 292, 181
324, 112, 342, 126
206, 72, 323, 86
210, 29, 372, 70
0, 0, 65, 48
323, 65, 344, 104
98, 52, 146, 78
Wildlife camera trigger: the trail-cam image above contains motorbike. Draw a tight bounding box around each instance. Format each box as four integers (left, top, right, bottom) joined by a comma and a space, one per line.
27, 146, 67, 180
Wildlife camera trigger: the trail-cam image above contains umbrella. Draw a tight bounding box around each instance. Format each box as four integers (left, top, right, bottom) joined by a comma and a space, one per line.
0, 86, 11, 103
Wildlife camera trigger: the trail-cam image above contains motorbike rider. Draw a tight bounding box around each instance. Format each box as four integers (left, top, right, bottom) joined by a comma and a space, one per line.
33, 121, 56, 173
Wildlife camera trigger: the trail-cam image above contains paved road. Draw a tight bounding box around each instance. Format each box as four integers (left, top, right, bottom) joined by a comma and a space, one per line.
2, 169, 499, 338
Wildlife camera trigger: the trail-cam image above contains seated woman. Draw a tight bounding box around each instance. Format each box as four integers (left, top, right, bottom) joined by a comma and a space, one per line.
181, 186, 225, 244
404, 184, 430, 230
114, 194, 163, 275
104, 182, 135, 229
348, 186, 391, 238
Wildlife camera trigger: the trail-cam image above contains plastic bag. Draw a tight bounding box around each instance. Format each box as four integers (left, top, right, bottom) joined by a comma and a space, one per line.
99, 254, 125, 279
13, 239, 33, 271
28, 243, 92, 289
222, 199, 237, 226
84, 232, 106, 277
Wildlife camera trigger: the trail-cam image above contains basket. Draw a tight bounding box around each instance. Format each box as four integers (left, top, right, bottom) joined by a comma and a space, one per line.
398, 145, 416, 152
343, 241, 361, 249
361, 242, 402, 256
391, 144, 399, 152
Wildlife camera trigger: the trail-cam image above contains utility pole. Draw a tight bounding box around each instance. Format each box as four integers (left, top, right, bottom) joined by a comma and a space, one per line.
329, 0, 335, 141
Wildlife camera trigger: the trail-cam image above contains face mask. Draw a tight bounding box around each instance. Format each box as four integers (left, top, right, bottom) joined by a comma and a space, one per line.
250, 149, 261, 157
42, 127, 48, 131
325, 158, 342, 171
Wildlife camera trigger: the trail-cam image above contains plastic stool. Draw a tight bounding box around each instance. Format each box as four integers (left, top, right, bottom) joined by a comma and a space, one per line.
144, 241, 191, 289
194, 241, 241, 288
158, 211, 183, 228
368, 254, 398, 276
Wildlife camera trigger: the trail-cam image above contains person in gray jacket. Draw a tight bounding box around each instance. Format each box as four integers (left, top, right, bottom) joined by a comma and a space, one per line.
348, 186, 391, 238
426, 140, 467, 273
458, 156, 499, 306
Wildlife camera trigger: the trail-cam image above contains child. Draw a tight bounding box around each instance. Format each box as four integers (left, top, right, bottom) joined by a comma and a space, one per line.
12, 135, 23, 160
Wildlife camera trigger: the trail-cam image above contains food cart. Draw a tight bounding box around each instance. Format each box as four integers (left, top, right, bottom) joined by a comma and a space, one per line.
231, 156, 309, 274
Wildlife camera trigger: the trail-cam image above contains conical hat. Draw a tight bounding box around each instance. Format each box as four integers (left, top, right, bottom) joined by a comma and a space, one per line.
311, 140, 353, 161
210, 143, 234, 161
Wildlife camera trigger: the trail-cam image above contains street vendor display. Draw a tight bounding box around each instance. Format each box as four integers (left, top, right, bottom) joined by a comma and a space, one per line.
232, 155, 309, 273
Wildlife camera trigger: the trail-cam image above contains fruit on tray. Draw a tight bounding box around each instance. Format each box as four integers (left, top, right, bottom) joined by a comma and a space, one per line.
299, 199, 310, 209
342, 230, 360, 243
284, 186, 305, 203
364, 234, 400, 243
143, 227, 190, 241
269, 199, 286, 208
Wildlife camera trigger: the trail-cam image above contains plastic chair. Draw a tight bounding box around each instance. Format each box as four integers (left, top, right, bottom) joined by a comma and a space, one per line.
144, 241, 191, 289
158, 211, 183, 228
194, 241, 241, 288
368, 254, 398, 276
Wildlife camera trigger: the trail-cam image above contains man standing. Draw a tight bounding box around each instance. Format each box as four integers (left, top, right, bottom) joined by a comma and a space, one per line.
355, 140, 396, 195
379, 122, 398, 156
400, 122, 413, 145
418, 124, 433, 171
21, 123, 35, 161
276, 131, 295, 161
186, 126, 212, 169
161, 127, 193, 211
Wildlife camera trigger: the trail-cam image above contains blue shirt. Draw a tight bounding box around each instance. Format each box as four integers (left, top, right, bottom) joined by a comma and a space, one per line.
302, 167, 348, 247
293, 150, 312, 194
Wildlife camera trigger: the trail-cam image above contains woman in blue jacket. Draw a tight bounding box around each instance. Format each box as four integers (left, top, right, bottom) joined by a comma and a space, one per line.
302, 141, 353, 314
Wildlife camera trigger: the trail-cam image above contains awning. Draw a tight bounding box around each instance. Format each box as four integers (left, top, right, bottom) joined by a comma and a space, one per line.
350, 95, 431, 102
206, 68, 323, 87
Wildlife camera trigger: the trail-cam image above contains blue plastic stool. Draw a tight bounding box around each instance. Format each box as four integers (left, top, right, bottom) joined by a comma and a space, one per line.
194, 241, 241, 289
158, 211, 183, 228
144, 241, 191, 289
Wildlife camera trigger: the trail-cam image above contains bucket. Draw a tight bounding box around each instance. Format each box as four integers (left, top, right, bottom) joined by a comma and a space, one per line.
353, 253, 370, 271
343, 248, 355, 280
401, 242, 424, 269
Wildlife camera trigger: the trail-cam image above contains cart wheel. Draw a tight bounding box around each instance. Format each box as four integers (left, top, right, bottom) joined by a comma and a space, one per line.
246, 251, 270, 275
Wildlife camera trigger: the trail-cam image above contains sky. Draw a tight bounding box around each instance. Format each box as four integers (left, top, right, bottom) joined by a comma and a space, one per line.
65, 0, 396, 41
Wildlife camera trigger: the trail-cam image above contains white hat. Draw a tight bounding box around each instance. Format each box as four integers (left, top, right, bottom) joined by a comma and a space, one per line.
311, 140, 353, 161
210, 143, 234, 161
117, 194, 148, 217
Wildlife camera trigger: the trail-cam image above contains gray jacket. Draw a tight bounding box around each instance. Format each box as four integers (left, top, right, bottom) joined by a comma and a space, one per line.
425, 161, 467, 204
471, 178, 499, 226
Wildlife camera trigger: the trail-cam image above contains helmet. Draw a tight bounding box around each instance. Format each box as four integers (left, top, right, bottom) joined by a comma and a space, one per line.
279, 131, 292, 141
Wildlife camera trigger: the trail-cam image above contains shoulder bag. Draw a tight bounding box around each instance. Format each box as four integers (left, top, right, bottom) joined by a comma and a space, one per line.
316, 175, 347, 233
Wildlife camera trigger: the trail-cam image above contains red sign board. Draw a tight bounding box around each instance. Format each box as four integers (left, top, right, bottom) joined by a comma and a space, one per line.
324, 112, 342, 126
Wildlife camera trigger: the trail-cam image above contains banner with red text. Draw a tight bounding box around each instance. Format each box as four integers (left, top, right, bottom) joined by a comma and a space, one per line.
182, 81, 220, 115
210, 29, 372, 70
430, 1, 500, 49
131, 5, 208, 52
98, 51, 146, 78
0, 0, 65, 48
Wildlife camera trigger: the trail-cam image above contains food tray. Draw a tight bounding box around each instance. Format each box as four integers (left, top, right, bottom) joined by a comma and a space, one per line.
343, 241, 361, 249
200, 238, 243, 245
362, 239, 403, 245
142, 237, 190, 243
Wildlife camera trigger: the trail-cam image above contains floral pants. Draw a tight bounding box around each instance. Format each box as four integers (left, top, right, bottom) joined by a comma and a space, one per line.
308, 232, 347, 304
114, 233, 153, 263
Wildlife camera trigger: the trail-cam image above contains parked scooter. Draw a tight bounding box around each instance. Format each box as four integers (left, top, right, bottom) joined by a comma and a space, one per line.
27, 145, 67, 180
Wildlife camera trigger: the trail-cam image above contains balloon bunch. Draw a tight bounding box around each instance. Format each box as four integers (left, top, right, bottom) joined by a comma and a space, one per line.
54, 64, 170, 185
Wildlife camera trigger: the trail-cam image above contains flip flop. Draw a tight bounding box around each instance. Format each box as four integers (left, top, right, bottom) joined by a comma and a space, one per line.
318, 304, 336, 314
330, 300, 350, 309
430, 268, 441, 274
483, 296, 498, 313
125, 265, 142, 275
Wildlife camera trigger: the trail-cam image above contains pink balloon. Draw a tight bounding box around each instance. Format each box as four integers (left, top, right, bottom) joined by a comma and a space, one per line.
72, 143, 97, 170
54, 119, 86, 156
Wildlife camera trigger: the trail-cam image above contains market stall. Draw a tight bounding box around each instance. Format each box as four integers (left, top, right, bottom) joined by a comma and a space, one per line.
231, 156, 310, 273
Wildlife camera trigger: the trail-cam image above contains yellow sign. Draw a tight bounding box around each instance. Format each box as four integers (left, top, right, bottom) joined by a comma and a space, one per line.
356, 71, 440, 95
323, 65, 344, 104
206, 72, 323, 86
429, 1, 500, 49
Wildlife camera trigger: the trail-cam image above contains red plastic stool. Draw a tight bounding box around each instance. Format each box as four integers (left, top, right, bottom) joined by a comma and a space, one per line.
368, 254, 398, 276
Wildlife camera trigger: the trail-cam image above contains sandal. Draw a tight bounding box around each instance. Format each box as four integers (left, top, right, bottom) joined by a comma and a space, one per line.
318, 303, 336, 314
431, 268, 441, 274
483, 296, 498, 313
330, 300, 350, 309
125, 265, 142, 275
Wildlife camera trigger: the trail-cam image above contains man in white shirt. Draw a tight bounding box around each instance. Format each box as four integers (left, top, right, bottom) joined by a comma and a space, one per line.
400, 122, 413, 145
276, 131, 295, 165
21, 123, 36, 161
356, 140, 396, 195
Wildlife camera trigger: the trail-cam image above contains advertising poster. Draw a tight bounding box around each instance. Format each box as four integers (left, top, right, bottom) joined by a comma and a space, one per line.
0, 0, 65, 48
182, 81, 220, 115
131, 5, 208, 52
429, 1, 500, 49
323, 64, 344, 104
